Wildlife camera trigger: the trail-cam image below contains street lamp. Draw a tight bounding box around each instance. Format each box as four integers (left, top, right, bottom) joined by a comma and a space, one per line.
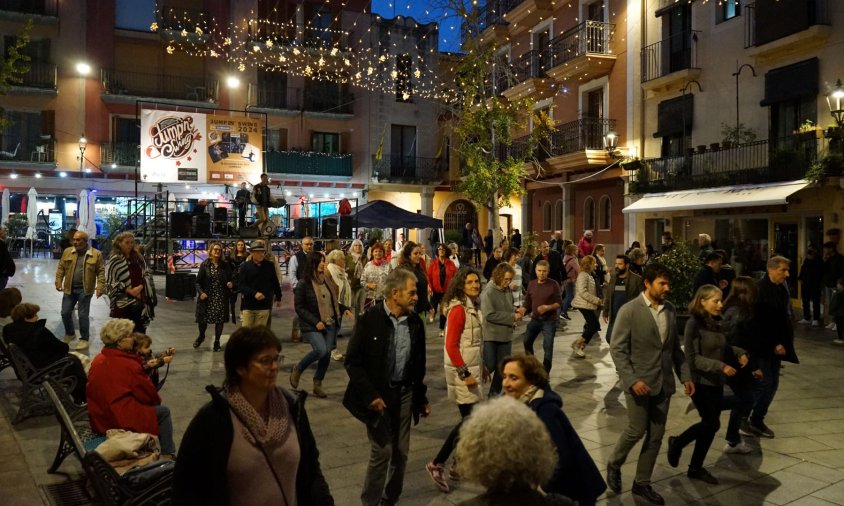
78, 134, 87, 177
732, 62, 756, 140
680, 80, 703, 154
603, 130, 619, 155
828, 79, 844, 128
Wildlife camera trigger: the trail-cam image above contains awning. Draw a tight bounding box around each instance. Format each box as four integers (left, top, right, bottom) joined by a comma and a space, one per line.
622, 180, 809, 214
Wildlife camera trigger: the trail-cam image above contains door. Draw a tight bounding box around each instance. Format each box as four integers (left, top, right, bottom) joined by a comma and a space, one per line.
534, 28, 551, 75
583, 88, 604, 148
666, 4, 692, 73
772, 220, 799, 299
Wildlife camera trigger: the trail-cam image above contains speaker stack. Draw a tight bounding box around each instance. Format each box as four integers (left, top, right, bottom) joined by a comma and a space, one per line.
294, 218, 317, 238
192, 214, 211, 237
322, 217, 338, 239
339, 216, 353, 239
170, 212, 191, 237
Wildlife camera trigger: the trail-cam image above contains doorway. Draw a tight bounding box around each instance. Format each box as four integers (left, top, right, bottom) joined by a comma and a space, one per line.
772, 220, 798, 298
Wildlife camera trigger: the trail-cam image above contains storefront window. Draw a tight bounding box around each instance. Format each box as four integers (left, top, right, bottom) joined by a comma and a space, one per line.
714, 218, 769, 278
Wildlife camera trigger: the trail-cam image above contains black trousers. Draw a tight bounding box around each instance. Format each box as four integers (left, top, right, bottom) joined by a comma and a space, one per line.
675, 384, 722, 470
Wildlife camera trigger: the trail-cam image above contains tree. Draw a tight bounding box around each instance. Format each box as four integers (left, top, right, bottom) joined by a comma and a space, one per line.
0, 19, 32, 128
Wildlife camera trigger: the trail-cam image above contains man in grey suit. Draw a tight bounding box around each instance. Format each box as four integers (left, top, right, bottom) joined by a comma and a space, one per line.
606, 264, 694, 505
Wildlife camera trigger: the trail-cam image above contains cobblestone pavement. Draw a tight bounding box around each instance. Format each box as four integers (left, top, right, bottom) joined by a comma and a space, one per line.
2, 258, 844, 505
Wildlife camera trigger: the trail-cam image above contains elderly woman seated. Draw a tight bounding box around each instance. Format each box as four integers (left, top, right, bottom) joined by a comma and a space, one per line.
87, 318, 176, 457
2, 302, 87, 403
454, 396, 574, 505
0, 287, 22, 330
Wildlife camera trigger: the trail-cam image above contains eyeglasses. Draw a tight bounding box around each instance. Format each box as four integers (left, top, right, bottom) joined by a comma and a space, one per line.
253, 354, 284, 368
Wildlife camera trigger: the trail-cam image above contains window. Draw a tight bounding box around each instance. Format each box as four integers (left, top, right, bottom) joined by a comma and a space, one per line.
599, 195, 611, 230
390, 124, 417, 176
542, 201, 552, 232
395, 54, 412, 102
267, 128, 287, 151
584, 197, 595, 231
1, 110, 41, 160
553, 200, 563, 232
717, 0, 741, 23
655, 94, 694, 156
312, 132, 339, 153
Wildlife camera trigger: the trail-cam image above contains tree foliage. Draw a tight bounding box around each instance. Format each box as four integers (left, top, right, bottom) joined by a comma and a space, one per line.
0, 19, 32, 129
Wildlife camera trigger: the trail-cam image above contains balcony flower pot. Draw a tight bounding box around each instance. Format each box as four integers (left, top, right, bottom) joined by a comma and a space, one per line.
696, 145, 708, 154
721, 140, 733, 149
709, 143, 720, 151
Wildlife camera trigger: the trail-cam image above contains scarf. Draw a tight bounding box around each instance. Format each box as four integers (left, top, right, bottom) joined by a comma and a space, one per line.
227, 386, 291, 447
311, 274, 339, 325
326, 263, 352, 307
372, 256, 388, 267
518, 385, 542, 405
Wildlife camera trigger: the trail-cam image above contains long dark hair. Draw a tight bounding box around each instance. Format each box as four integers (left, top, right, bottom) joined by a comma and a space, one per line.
398, 241, 418, 266
442, 267, 480, 307
302, 251, 325, 282
723, 276, 757, 313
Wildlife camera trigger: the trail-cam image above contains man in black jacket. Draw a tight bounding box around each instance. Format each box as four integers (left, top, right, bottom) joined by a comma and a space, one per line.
234, 182, 252, 230
533, 240, 564, 286
237, 240, 281, 327
343, 269, 431, 506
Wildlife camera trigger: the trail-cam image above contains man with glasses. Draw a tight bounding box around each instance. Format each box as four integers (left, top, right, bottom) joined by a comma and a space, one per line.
55, 230, 105, 350
288, 236, 314, 342
238, 240, 281, 327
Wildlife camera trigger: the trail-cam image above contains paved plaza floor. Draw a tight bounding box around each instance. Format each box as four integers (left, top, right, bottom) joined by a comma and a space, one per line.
2, 258, 844, 505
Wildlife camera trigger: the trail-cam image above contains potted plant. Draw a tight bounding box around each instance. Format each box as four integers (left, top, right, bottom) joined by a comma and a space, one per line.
650, 241, 700, 334
720, 122, 757, 148
696, 144, 708, 154
806, 151, 844, 185
709, 142, 721, 151
794, 119, 823, 140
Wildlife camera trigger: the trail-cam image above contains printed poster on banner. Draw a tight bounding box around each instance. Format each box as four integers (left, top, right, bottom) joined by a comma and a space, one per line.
206, 115, 263, 185
140, 110, 206, 183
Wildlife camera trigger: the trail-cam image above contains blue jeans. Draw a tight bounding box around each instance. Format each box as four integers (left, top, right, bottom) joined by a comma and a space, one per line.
155, 404, 176, 455
562, 283, 575, 314
297, 323, 338, 380
751, 356, 781, 425
484, 340, 513, 396
61, 288, 93, 340
522, 318, 558, 372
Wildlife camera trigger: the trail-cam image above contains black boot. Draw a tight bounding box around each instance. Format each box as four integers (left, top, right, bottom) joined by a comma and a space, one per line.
213, 338, 222, 352
193, 336, 205, 349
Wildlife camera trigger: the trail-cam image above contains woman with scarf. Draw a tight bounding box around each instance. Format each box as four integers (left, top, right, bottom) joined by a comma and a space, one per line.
396, 241, 432, 319
106, 232, 156, 333
427, 243, 458, 338
194, 242, 233, 351
345, 239, 366, 317
362, 242, 392, 311
425, 268, 485, 493
500, 353, 606, 505
173, 325, 334, 505
325, 249, 352, 361
289, 252, 350, 398
227, 240, 249, 324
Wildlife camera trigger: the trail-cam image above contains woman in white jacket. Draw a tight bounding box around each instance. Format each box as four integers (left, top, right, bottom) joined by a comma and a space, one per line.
571, 255, 603, 359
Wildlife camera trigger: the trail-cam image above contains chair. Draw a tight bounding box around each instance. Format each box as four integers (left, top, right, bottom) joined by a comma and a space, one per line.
43, 379, 106, 473
2, 339, 78, 424
31, 145, 47, 162
0, 142, 20, 159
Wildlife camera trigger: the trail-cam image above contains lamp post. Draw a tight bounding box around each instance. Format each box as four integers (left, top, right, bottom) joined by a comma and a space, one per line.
680, 80, 703, 154
828, 79, 844, 153
732, 62, 756, 140
603, 130, 619, 156
78, 134, 87, 177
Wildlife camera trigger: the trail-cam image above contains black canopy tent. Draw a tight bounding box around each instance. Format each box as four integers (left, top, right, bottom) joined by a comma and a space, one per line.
328, 200, 442, 229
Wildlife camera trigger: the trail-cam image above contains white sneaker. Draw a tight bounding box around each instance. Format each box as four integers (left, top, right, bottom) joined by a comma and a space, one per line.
833, 339, 844, 345
832, 323, 838, 332
62, 334, 76, 343
797, 319, 811, 325
812, 320, 821, 327
74, 340, 89, 351
330, 350, 345, 361
723, 442, 753, 454
827, 322, 837, 330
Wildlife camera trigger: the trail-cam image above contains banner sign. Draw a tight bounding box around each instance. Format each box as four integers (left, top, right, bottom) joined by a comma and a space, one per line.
140, 110, 263, 184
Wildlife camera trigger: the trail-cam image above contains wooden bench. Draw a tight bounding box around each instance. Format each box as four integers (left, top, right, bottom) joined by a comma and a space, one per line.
43, 380, 174, 505
2, 339, 78, 424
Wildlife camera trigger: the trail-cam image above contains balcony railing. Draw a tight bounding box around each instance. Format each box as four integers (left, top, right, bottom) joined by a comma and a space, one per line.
14, 62, 56, 89
158, 5, 209, 33
511, 49, 551, 84
0, 0, 58, 17
372, 155, 444, 182
0, 135, 54, 163
101, 142, 140, 167
266, 151, 352, 177
460, 0, 520, 42
248, 84, 302, 110
550, 21, 615, 67
303, 90, 353, 114
102, 69, 219, 103
745, 0, 829, 48
641, 30, 700, 83
631, 136, 827, 193
545, 117, 616, 157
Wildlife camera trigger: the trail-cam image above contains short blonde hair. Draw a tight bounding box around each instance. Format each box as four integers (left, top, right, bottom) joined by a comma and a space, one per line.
455, 396, 556, 492
325, 249, 345, 265
100, 318, 135, 345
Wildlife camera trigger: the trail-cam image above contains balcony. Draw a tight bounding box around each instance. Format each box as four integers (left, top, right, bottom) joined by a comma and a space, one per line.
641, 31, 701, 93
501, 50, 555, 101
266, 151, 352, 178
303, 90, 353, 115
0, 0, 58, 19
101, 142, 140, 167
543, 117, 616, 171
460, 0, 520, 47
0, 136, 54, 164
157, 5, 210, 42
546, 21, 616, 83
630, 136, 826, 193
502, 0, 554, 37
745, 1, 831, 60
372, 155, 445, 184
247, 84, 302, 112
101, 69, 219, 104
9, 62, 57, 92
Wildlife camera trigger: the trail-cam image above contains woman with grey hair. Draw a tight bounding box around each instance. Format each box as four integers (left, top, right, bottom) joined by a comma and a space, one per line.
106, 232, 156, 333
326, 249, 351, 361
86, 318, 176, 456
454, 396, 573, 505
345, 239, 365, 316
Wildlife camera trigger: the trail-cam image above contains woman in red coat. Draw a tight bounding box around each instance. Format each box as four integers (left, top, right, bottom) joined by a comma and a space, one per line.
87, 318, 176, 456
427, 243, 458, 337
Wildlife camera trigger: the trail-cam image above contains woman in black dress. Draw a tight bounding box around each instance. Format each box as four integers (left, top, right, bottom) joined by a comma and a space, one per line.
194, 241, 233, 351
227, 239, 248, 323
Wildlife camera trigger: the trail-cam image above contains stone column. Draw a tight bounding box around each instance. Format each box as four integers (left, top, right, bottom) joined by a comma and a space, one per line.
420, 186, 435, 254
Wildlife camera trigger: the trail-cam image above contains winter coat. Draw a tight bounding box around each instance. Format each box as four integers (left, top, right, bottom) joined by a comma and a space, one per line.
480, 281, 515, 343
443, 298, 485, 405
87, 347, 161, 435
427, 257, 457, 294
754, 275, 799, 363
563, 254, 580, 286
195, 259, 233, 324
799, 255, 825, 292
55, 246, 105, 295
572, 271, 601, 310
3, 319, 68, 368
172, 386, 334, 505
294, 276, 343, 333
684, 316, 746, 387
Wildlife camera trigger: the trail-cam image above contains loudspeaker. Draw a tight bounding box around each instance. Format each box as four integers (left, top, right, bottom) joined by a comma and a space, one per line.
170, 212, 191, 237
240, 225, 259, 238
192, 214, 211, 237
294, 218, 317, 238
322, 217, 338, 239
213, 207, 228, 222
165, 273, 197, 300
339, 216, 353, 239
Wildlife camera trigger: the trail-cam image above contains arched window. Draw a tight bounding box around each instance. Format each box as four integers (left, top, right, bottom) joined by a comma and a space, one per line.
599, 195, 611, 230
444, 199, 477, 232
542, 201, 551, 231
584, 197, 595, 231
553, 200, 563, 231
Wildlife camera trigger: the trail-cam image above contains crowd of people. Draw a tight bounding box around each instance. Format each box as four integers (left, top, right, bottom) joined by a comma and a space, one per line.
2, 218, 841, 506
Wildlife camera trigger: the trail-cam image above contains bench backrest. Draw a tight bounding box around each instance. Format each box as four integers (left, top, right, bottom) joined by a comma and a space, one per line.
43, 379, 88, 458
